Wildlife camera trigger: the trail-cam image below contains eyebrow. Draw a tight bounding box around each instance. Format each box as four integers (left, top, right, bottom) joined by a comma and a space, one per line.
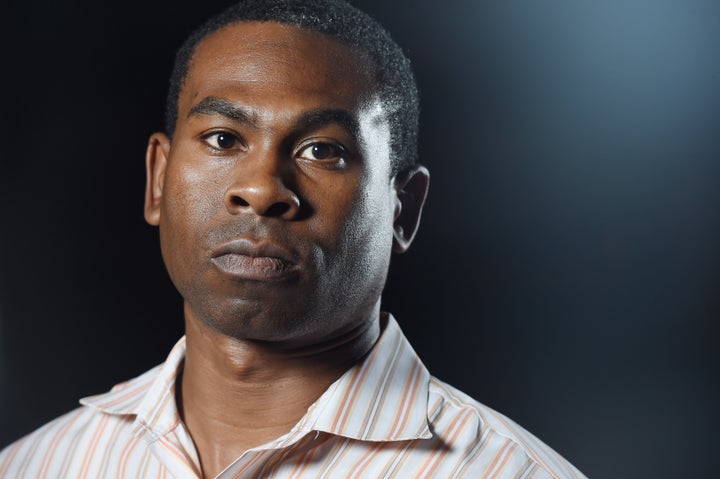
187, 96, 360, 137
187, 96, 260, 127
292, 108, 360, 138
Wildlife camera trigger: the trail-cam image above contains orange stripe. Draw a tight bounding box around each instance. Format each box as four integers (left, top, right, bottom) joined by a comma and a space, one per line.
487, 442, 518, 479
96, 416, 128, 477
331, 363, 372, 433
77, 414, 111, 479
15, 422, 48, 478
93, 374, 155, 410
137, 446, 153, 477
347, 441, 384, 479
54, 414, 92, 477
0, 435, 27, 477
235, 449, 277, 478
388, 360, 423, 437
118, 436, 141, 478
160, 437, 202, 477
255, 442, 306, 478
235, 452, 268, 478
357, 335, 403, 436
376, 434, 416, 477
485, 408, 561, 476
314, 436, 352, 478
146, 389, 176, 431
416, 409, 473, 477
331, 331, 402, 434
448, 423, 491, 478
287, 435, 322, 479
480, 438, 513, 479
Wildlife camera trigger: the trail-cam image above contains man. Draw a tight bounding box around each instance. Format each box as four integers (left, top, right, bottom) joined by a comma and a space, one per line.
0, 0, 586, 477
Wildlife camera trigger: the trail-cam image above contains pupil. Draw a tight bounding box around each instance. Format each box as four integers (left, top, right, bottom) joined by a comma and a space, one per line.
217, 133, 234, 149
312, 144, 332, 159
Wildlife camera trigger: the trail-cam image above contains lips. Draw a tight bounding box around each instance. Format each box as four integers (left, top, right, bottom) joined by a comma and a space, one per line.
210, 238, 299, 281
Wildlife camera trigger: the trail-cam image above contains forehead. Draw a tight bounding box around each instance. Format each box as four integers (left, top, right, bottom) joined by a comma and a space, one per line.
180, 21, 378, 116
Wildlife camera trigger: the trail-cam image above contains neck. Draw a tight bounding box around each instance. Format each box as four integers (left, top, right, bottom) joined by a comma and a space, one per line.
177, 302, 381, 478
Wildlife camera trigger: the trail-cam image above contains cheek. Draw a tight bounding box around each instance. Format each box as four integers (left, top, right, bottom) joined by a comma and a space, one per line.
351, 190, 395, 261
162, 160, 224, 230
159, 161, 224, 274
322, 177, 396, 273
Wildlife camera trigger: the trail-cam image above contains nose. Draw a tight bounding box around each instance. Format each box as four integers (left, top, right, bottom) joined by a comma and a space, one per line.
223, 153, 301, 219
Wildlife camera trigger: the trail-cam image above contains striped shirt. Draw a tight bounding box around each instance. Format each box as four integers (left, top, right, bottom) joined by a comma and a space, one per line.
0, 315, 586, 478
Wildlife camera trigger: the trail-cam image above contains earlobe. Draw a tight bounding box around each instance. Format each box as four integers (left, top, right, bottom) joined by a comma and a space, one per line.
392, 165, 430, 254
144, 132, 171, 226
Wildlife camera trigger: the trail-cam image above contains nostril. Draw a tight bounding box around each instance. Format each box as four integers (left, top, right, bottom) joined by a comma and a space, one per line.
224, 184, 300, 218
264, 202, 291, 217
230, 196, 250, 207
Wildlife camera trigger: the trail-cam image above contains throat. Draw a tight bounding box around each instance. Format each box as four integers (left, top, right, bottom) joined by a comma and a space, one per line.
175, 363, 330, 479
175, 313, 382, 477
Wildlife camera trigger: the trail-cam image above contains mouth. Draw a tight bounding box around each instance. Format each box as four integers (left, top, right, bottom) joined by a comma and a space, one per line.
210, 238, 299, 281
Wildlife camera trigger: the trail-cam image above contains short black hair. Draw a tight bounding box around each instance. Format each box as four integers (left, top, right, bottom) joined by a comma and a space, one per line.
164, 0, 419, 174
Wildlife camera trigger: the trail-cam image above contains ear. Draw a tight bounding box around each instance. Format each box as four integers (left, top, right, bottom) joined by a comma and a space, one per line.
144, 132, 171, 226
392, 165, 430, 253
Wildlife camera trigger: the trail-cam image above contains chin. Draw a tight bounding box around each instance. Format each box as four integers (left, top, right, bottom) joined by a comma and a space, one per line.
191, 297, 319, 342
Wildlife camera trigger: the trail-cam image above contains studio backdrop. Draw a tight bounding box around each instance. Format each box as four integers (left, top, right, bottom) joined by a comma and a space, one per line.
2, 1, 719, 477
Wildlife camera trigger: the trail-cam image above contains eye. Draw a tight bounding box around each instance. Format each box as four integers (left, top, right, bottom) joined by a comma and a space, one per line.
203, 131, 240, 150
297, 142, 345, 162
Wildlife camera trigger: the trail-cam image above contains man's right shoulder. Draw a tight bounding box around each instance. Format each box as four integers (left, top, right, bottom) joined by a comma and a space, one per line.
0, 406, 126, 478
0, 365, 163, 479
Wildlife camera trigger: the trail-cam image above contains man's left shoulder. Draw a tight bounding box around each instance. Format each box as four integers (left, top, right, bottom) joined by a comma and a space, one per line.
425, 376, 587, 479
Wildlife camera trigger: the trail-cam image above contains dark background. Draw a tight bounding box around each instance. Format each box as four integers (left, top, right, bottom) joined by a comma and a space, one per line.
2, 0, 719, 477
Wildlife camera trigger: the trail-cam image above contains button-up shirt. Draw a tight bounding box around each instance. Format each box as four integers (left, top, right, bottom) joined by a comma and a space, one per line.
0, 315, 586, 478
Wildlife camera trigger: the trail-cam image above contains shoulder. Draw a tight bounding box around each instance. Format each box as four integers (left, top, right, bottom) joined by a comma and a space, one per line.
426, 376, 587, 479
0, 406, 129, 478
0, 365, 163, 479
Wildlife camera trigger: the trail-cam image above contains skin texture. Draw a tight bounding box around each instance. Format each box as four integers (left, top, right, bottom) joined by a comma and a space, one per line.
144, 22, 429, 478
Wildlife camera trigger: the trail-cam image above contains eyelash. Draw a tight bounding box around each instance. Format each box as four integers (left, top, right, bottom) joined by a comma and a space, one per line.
296, 142, 346, 162
200, 131, 349, 167
202, 131, 242, 151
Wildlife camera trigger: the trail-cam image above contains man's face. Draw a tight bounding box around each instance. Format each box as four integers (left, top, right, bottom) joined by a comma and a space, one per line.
145, 22, 407, 345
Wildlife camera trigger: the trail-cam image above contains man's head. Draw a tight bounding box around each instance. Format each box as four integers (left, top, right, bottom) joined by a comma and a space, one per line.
165, 0, 419, 176
144, 0, 429, 346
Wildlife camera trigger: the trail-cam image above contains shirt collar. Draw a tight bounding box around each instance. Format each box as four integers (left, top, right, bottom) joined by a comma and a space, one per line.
79, 314, 432, 442
80, 336, 187, 436
296, 314, 432, 441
